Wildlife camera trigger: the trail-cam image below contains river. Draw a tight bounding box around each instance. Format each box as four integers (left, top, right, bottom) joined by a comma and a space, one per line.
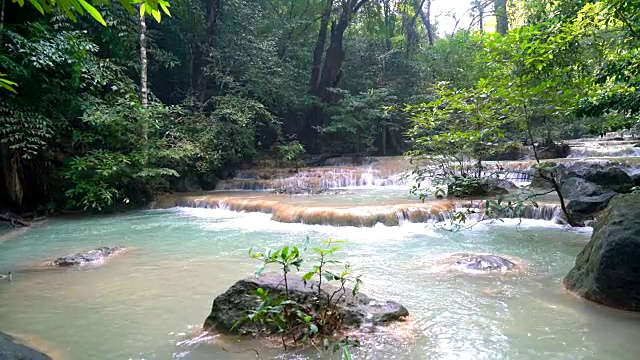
2, 144, 640, 359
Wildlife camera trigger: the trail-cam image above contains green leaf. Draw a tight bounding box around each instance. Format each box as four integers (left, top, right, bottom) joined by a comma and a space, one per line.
0, 76, 18, 94
343, 347, 353, 360
323, 271, 338, 282
301, 271, 315, 282
254, 262, 266, 277
78, 0, 107, 26
151, 8, 161, 23
27, 0, 45, 14
118, 0, 134, 12
159, 2, 170, 16
280, 246, 289, 260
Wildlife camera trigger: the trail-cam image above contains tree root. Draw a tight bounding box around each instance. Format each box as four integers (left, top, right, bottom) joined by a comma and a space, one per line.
0, 213, 30, 227
220, 346, 260, 358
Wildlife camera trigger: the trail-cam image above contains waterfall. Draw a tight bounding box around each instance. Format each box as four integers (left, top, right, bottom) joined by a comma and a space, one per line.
567, 140, 640, 158
216, 166, 412, 191
169, 195, 562, 227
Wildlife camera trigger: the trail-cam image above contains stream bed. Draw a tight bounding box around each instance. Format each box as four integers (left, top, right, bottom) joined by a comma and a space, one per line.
1, 206, 640, 359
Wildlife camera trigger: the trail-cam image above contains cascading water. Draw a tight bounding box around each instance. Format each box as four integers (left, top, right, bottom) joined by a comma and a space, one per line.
216, 166, 411, 191
217, 158, 540, 192
567, 139, 640, 158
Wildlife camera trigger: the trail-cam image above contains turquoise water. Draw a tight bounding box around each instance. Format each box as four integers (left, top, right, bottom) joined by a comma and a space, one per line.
0, 207, 639, 359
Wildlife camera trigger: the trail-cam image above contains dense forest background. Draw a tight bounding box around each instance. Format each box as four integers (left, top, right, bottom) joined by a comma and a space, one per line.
1, 0, 639, 213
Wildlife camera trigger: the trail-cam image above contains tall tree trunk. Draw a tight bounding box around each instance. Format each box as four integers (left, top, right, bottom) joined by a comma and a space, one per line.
317, 17, 348, 100
1, 148, 23, 211
316, 0, 369, 101
309, 0, 333, 93
476, 0, 484, 32
494, 0, 508, 35
383, 0, 392, 50
406, 0, 426, 52
139, 8, 148, 106
419, 0, 434, 45
139, 8, 149, 165
0, 0, 5, 42
198, 0, 223, 105
381, 125, 387, 156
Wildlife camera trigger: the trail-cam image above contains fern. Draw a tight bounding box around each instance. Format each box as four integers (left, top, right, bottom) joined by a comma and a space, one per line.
0, 105, 53, 159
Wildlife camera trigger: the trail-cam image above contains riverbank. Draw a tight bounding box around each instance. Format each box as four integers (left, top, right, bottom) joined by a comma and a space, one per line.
0, 331, 62, 360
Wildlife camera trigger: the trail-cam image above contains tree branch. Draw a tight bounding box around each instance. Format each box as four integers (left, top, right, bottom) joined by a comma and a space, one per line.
352, 0, 369, 14
614, 7, 640, 38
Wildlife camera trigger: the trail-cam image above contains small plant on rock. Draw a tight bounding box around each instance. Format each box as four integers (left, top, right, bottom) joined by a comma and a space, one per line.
234, 237, 362, 358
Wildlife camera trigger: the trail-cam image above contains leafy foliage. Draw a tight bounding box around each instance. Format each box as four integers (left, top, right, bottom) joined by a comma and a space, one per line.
238, 238, 361, 356
12, 0, 171, 25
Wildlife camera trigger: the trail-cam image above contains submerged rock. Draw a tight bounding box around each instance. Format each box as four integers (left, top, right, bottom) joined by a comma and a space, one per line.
203, 272, 408, 335
564, 194, 640, 311
53, 246, 125, 266
272, 187, 327, 195
0, 332, 51, 360
449, 253, 519, 272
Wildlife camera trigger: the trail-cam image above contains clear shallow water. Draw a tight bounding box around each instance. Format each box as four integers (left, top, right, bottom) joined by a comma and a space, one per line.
0, 208, 639, 360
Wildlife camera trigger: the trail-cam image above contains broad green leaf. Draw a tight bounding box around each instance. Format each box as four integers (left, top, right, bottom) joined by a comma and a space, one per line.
159, 2, 170, 16
301, 271, 315, 282
78, 0, 106, 26
151, 8, 161, 23
27, 0, 44, 14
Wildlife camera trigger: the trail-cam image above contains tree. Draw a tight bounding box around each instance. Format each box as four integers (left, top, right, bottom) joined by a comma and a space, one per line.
494, 0, 508, 34
313, 0, 370, 101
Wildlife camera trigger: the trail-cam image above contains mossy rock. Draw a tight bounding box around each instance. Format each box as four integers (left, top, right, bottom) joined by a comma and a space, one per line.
563, 194, 640, 311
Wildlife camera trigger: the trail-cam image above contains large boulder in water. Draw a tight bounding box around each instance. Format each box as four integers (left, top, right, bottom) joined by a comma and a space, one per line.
486, 177, 519, 191
0, 332, 51, 360
535, 141, 570, 159
560, 162, 634, 193
558, 162, 634, 225
560, 177, 616, 224
447, 177, 516, 198
203, 272, 408, 335
564, 194, 640, 311
566, 193, 617, 225
53, 246, 125, 266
